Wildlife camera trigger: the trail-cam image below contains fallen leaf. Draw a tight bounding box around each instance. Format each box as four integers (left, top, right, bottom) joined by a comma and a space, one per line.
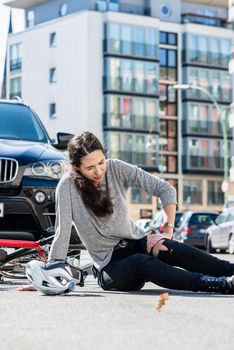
156, 292, 169, 312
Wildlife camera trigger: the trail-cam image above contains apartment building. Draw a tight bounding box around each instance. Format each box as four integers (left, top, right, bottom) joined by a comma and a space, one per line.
4, 0, 233, 219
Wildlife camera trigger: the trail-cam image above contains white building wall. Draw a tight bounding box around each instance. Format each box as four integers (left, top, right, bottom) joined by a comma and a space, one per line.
7, 11, 104, 141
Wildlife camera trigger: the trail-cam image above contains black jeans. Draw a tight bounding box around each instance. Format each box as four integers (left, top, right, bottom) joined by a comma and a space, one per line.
97, 238, 234, 292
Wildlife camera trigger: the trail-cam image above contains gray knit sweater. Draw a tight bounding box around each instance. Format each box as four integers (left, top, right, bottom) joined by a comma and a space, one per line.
48, 159, 177, 270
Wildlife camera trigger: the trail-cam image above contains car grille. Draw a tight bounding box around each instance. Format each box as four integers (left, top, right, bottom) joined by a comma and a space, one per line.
0, 158, 18, 183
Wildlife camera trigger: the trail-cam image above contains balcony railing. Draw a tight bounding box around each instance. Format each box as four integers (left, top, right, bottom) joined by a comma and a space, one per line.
182, 155, 230, 171
182, 120, 233, 137
104, 76, 158, 96
182, 50, 230, 68
181, 13, 229, 28
182, 88, 232, 103
103, 113, 159, 132
119, 3, 150, 16
104, 39, 158, 59
10, 59, 22, 71
110, 151, 158, 168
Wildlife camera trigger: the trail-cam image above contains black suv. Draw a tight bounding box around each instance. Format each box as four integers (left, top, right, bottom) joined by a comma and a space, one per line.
0, 99, 73, 241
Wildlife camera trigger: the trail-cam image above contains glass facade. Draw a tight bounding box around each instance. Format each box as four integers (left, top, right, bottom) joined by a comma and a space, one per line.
104, 21, 160, 174
183, 138, 231, 171
183, 180, 203, 205
182, 103, 232, 137
207, 181, 224, 205
160, 48, 177, 81
105, 23, 158, 59
183, 67, 232, 103
131, 188, 152, 204
183, 34, 231, 67
159, 84, 177, 116
104, 57, 158, 95
105, 132, 159, 168
104, 95, 159, 131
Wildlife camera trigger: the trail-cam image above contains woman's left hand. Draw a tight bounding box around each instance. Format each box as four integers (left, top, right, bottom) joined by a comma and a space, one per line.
146, 227, 173, 256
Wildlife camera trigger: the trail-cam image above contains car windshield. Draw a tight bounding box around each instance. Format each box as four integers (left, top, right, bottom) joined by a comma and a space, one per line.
0, 103, 49, 143
189, 213, 218, 226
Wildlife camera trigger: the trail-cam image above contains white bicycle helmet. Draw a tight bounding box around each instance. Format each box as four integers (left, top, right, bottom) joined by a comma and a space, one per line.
26, 260, 79, 295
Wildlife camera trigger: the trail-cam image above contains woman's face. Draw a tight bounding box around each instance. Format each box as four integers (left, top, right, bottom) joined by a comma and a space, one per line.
78, 150, 106, 185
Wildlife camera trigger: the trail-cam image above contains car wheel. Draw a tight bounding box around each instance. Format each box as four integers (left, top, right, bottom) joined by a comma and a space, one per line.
228, 234, 234, 255
206, 237, 214, 253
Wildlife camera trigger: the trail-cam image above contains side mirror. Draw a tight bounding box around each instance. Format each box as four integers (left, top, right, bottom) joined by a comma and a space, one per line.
53, 132, 74, 150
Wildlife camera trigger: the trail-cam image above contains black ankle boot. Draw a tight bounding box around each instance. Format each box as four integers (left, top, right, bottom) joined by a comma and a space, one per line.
197, 275, 234, 294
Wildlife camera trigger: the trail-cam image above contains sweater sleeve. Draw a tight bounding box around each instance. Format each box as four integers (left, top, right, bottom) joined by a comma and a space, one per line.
111, 159, 177, 207
48, 174, 73, 261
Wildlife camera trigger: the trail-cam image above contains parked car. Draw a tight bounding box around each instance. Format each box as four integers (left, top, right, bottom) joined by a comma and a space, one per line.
174, 211, 219, 249
134, 218, 151, 232
205, 208, 234, 254
0, 99, 73, 241
147, 210, 184, 234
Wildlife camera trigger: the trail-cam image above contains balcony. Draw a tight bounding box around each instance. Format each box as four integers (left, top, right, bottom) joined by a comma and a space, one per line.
104, 39, 158, 60
103, 76, 158, 96
119, 3, 150, 16
182, 88, 232, 103
110, 151, 158, 169
103, 113, 160, 133
182, 50, 230, 68
182, 120, 233, 137
181, 13, 229, 28
182, 155, 230, 172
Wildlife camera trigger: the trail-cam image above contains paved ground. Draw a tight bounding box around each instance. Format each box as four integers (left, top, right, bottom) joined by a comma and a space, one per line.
1, 252, 234, 350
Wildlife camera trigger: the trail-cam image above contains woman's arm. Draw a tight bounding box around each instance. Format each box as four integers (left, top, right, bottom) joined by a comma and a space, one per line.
111, 159, 177, 209
48, 175, 73, 262
162, 203, 177, 239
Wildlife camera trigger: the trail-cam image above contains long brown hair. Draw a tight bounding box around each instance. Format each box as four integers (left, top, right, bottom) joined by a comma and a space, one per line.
68, 131, 114, 217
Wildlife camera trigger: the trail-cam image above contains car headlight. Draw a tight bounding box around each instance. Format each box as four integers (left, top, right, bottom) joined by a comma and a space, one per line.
24, 160, 69, 179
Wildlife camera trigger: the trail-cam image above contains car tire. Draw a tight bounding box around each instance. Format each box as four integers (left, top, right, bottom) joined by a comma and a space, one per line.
206, 237, 214, 253
228, 234, 234, 255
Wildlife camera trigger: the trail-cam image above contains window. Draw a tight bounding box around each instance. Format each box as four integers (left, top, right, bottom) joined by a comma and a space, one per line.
188, 103, 209, 133
106, 23, 158, 58
49, 103, 56, 119
207, 181, 224, 205
159, 84, 177, 116
134, 27, 144, 57
109, 23, 120, 53
145, 28, 157, 57
122, 25, 132, 55
106, 58, 158, 95
10, 77, 21, 99
160, 48, 177, 81
10, 43, 22, 71
183, 180, 202, 205
131, 188, 152, 204
59, 3, 67, 16
49, 32, 57, 47
160, 32, 177, 46
107, 132, 158, 167
49, 68, 57, 83
96, 0, 119, 12
106, 95, 158, 130
27, 10, 34, 27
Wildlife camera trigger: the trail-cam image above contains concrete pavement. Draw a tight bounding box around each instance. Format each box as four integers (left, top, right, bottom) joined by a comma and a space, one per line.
1, 253, 234, 350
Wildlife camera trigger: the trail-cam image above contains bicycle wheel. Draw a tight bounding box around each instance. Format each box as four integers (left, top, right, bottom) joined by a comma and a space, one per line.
0, 253, 41, 279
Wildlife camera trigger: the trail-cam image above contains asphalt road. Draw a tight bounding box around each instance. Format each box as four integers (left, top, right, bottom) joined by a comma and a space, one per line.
1, 252, 234, 350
